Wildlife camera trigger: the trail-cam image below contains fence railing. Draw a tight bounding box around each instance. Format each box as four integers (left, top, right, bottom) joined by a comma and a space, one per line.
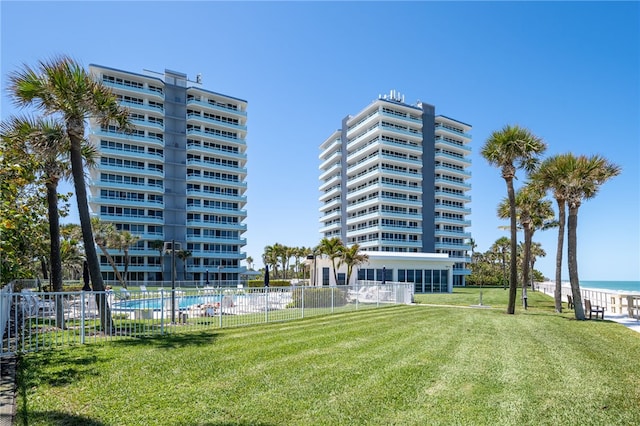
1, 283, 413, 357
536, 281, 640, 318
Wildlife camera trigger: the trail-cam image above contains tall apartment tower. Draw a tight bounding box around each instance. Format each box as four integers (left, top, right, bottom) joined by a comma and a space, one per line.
88, 65, 248, 285
319, 91, 471, 286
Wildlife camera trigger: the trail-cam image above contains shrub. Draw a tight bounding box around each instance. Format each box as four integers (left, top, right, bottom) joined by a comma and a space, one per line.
247, 280, 290, 288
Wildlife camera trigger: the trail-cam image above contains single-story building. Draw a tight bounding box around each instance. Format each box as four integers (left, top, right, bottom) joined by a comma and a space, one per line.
307, 252, 455, 293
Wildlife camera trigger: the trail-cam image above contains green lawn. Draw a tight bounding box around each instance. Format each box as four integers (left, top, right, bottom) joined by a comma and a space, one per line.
16, 288, 640, 425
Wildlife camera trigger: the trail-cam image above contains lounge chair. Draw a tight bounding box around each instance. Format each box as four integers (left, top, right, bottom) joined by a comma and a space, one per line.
21, 289, 56, 317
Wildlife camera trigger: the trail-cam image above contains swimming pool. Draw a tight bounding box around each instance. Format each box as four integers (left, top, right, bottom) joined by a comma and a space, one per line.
113, 294, 224, 311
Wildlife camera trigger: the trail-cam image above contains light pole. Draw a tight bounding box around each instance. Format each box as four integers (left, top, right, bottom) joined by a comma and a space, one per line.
171, 240, 176, 323
164, 239, 177, 323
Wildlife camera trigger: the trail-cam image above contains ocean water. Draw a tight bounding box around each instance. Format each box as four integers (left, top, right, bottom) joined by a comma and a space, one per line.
579, 280, 640, 293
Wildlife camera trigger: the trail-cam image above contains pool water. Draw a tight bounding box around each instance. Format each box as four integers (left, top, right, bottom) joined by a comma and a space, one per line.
113, 294, 224, 311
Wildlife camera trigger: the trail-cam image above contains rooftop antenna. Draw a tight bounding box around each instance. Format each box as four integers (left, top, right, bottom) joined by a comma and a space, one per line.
196, 73, 202, 84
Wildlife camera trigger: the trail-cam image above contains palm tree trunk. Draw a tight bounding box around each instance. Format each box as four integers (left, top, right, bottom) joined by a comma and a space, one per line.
567, 204, 585, 320
554, 199, 565, 312
123, 248, 130, 288
522, 225, 532, 309
46, 180, 65, 328
68, 120, 113, 331
506, 176, 518, 314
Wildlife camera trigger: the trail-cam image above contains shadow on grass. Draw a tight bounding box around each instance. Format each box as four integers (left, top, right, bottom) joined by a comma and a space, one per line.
198, 423, 277, 426
17, 410, 106, 425
110, 330, 220, 349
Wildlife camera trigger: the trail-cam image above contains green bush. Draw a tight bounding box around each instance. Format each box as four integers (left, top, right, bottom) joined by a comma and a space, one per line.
291, 287, 348, 308
247, 280, 290, 288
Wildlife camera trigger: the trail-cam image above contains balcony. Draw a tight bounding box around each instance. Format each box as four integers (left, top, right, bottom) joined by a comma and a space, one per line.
434, 151, 471, 167
435, 164, 471, 179
435, 138, 472, 154
435, 177, 471, 190
380, 123, 422, 141
186, 98, 247, 118
93, 129, 163, 147
186, 158, 248, 176
319, 150, 342, 170
434, 124, 472, 141
102, 80, 164, 100
186, 128, 246, 146
98, 213, 163, 224
434, 190, 471, 203
435, 242, 471, 251
434, 204, 471, 214
186, 113, 247, 132
90, 196, 163, 208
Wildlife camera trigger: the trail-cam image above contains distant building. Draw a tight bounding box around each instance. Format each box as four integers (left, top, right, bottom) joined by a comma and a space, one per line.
88, 65, 248, 284
318, 91, 471, 289
309, 252, 455, 293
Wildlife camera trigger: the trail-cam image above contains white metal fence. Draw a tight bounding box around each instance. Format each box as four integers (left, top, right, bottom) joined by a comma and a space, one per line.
536, 281, 640, 318
1, 282, 413, 357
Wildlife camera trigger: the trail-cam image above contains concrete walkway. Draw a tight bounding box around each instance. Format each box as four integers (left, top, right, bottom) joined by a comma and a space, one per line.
607, 314, 640, 334
0, 355, 16, 426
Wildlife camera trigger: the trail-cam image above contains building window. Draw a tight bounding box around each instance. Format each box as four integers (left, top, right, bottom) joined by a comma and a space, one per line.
322, 267, 330, 286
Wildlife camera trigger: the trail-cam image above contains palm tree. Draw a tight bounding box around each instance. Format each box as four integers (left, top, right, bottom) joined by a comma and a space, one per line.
531, 154, 573, 312
59, 238, 84, 280
529, 242, 546, 289
246, 256, 254, 271
150, 240, 165, 282
92, 217, 125, 287
263, 245, 279, 279
565, 155, 621, 320
498, 184, 555, 296
0, 117, 65, 293
176, 249, 192, 282
481, 124, 546, 314
118, 231, 140, 288
318, 237, 344, 286
491, 236, 511, 289
8, 56, 130, 330
340, 244, 369, 285
1, 115, 80, 328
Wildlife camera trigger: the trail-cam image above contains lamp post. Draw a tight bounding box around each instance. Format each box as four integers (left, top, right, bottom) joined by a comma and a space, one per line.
164, 239, 177, 323
171, 240, 176, 323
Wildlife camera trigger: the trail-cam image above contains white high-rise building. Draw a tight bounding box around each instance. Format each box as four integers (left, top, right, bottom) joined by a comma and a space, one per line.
88, 65, 248, 285
319, 91, 471, 287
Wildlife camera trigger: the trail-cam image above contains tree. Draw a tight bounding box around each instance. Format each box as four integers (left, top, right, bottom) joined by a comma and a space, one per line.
498, 184, 555, 296
340, 244, 369, 285
150, 240, 165, 282
565, 155, 621, 320
92, 217, 125, 287
529, 242, 546, 289
531, 154, 574, 312
1, 116, 74, 327
246, 256, 254, 271
318, 237, 344, 286
118, 231, 140, 288
176, 249, 192, 281
481, 124, 546, 314
0, 126, 43, 283
491, 236, 511, 289
263, 245, 279, 279
8, 56, 130, 330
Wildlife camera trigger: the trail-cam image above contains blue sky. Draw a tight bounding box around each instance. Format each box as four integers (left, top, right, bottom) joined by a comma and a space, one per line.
2, 1, 639, 282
